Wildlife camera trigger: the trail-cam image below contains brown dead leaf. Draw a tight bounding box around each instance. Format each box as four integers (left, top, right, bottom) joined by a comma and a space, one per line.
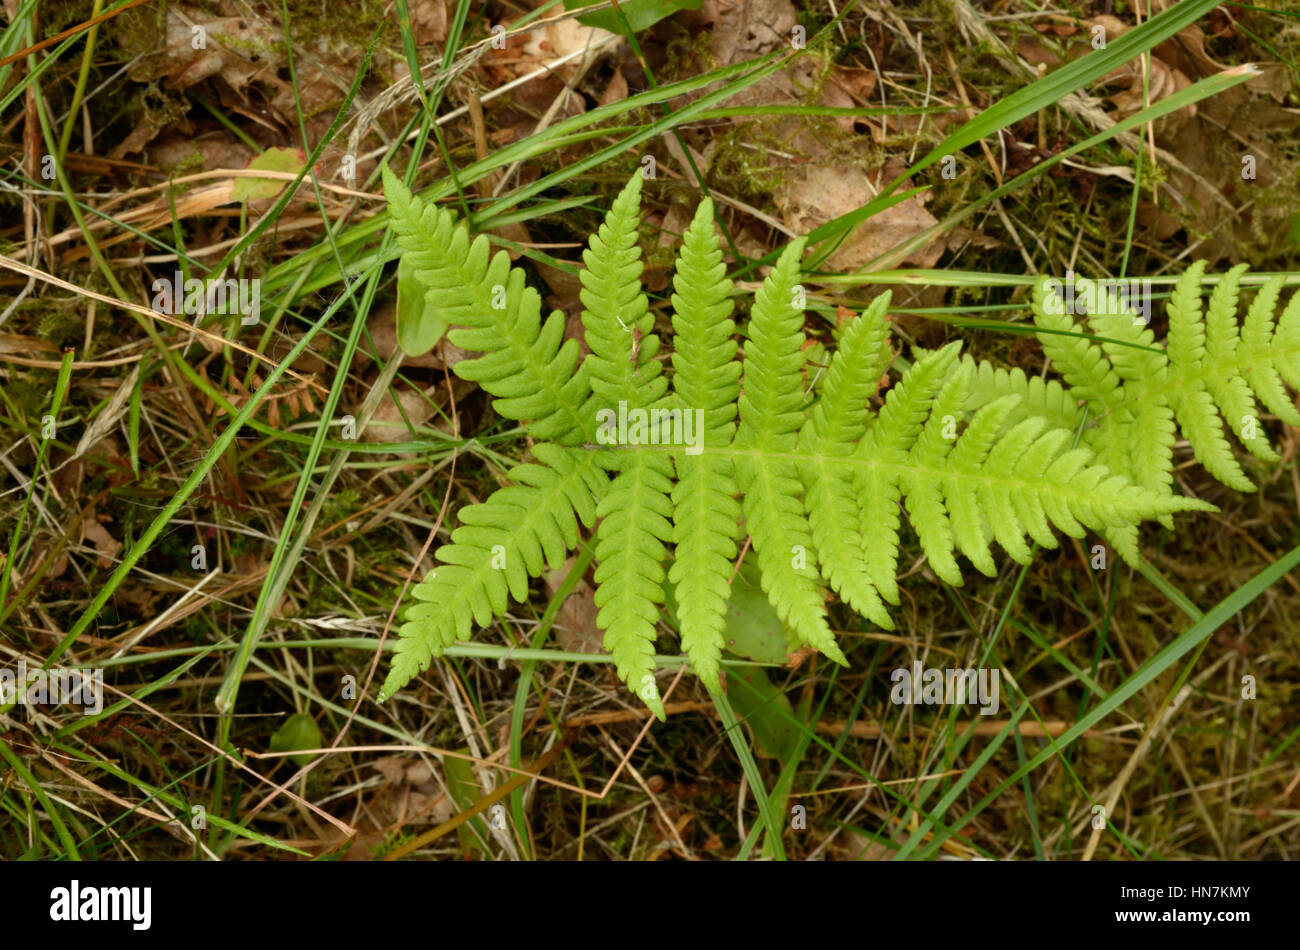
116, 585, 162, 621
360, 386, 437, 443
410, 0, 449, 46
657, 202, 694, 250
1137, 75, 1300, 264
339, 756, 454, 859
774, 164, 942, 272
672, 0, 950, 267
1154, 24, 1231, 79
436, 337, 475, 373
1014, 36, 1062, 70
355, 304, 480, 380
0, 333, 57, 357
834, 818, 909, 860
521, 18, 619, 78
479, 14, 618, 123
120, 3, 362, 150
47, 552, 70, 583
828, 65, 878, 108
358, 304, 443, 369
1245, 62, 1292, 103
361, 308, 483, 374
944, 226, 1001, 254
150, 132, 256, 176
697, 0, 797, 67
599, 65, 629, 107
1084, 14, 1130, 47
82, 515, 123, 569
134, 6, 283, 92
543, 558, 604, 655
108, 121, 172, 161
1010, 10, 1296, 263
1098, 56, 1196, 134
539, 263, 585, 315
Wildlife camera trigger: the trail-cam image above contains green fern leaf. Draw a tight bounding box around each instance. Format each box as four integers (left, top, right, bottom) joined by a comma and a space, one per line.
381, 166, 594, 444
1166, 263, 1253, 491
734, 239, 846, 666
583, 175, 675, 719
1242, 276, 1300, 428
580, 174, 666, 406
1031, 278, 1136, 483
957, 355, 1084, 435
799, 293, 894, 629
852, 341, 960, 606
1025, 263, 1300, 498
666, 198, 740, 689
380, 444, 608, 700
1204, 265, 1278, 463
901, 358, 973, 586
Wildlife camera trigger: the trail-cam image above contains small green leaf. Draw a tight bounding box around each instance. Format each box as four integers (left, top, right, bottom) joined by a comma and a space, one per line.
718, 556, 797, 664
726, 667, 802, 762
564, 0, 703, 34
663, 553, 799, 667
444, 749, 492, 856
231, 147, 307, 203
396, 256, 447, 357
269, 713, 321, 767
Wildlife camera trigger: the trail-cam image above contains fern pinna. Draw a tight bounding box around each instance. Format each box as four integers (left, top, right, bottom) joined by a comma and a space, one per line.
380, 168, 1215, 717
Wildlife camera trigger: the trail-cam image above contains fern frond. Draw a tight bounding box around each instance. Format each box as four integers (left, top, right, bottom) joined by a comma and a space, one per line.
583, 175, 675, 718
734, 239, 847, 666
592, 453, 673, 720
852, 341, 959, 606
799, 294, 894, 630
666, 198, 740, 689
381, 167, 593, 444
944, 394, 1024, 567
379, 444, 608, 700
580, 174, 666, 407
1031, 277, 1136, 483
848, 339, 1211, 597
1032, 278, 1131, 413
1274, 284, 1300, 391
1071, 277, 1177, 532
1024, 264, 1300, 499
1242, 277, 1300, 428
381, 175, 1240, 715
901, 359, 973, 585
1165, 263, 1254, 491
